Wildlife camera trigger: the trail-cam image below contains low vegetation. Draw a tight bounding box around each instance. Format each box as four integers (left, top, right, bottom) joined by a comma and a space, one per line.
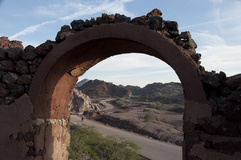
69, 125, 142, 160
143, 109, 158, 122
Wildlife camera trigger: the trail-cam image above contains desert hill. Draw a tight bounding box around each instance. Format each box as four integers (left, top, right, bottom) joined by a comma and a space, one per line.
77, 79, 132, 98
77, 79, 183, 104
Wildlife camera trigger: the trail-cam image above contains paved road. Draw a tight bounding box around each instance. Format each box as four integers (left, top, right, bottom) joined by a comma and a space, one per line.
70, 115, 182, 160
99, 98, 115, 111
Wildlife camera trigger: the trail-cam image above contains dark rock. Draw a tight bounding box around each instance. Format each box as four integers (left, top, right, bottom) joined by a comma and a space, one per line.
164, 21, 178, 31
0, 48, 7, 60
148, 16, 164, 30
217, 71, 226, 82
29, 58, 42, 73
216, 119, 240, 136
0, 71, 4, 79
216, 97, 241, 121
202, 74, 220, 88
0, 60, 15, 71
224, 103, 241, 121
55, 25, 75, 42
21, 45, 37, 60
179, 31, 192, 40
4, 96, 15, 105
82, 19, 92, 28
16, 132, 24, 141
114, 14, 131, 23
0, 83, 10, 97
146, 8, 162, 17
131, 16, 148, 26
220, 87, 231, 97
225, 74, 241, 90
212, 140, 241, 155
183, 39, 197, 52
8, 84, 25, 97
56, 30, 74, 42
238, 122, 241, 134
161, 30, 170, 38
16, 60, 29, 74
228, 91, 241, 102
24, 131, 34, 142
191, 53, 201, 64
3, 96, 14, 105
7, 47, 23, 60
71, 19, 85, 31
168, 30, 179, 38
35, 40, 56, 56
17, 74, 32, 85
60, 25, 71, 32
2, 72, 19, 84
24, 85, 30, 93
96, 14, 115, 24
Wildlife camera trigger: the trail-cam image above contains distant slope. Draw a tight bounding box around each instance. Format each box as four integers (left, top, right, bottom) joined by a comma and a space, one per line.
127, 82, 184, 104
75, 79, 89, 88
77, 79, 133, 98
77, 79, 183, 104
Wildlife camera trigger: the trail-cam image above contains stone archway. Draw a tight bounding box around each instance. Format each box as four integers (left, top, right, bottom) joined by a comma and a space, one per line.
29, 23, 207, 159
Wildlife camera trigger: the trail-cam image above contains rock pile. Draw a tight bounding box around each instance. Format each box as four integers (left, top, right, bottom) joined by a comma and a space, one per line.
56, 8, 201, 68
0, 37, 56, 104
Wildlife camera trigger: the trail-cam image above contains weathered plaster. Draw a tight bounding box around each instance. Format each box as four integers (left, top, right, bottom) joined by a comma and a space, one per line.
190, 142, 241, 160
184, 101, 212, 124
0, 94, 34, 160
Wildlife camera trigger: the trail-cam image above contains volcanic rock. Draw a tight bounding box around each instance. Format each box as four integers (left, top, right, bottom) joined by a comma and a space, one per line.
2, 72, 19, 84
7, 47, 23, 61
16, 60, 29, 74
146, 8, 163, 17
21, 45, 37, 60
0, 60, 15, 71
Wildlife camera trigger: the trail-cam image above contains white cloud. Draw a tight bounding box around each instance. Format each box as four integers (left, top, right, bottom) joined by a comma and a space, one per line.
9, 20, 56, 40
35, 0, 134, 21
89, 53, 169, 72
194, 32, 241, 76
192, 31, 225, 47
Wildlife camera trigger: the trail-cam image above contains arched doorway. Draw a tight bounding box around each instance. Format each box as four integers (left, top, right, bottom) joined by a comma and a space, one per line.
29, 23, 207, 159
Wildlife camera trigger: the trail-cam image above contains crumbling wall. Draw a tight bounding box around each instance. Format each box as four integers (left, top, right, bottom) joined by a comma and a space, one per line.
184, 72, 241, 160
0, 9, 240, 160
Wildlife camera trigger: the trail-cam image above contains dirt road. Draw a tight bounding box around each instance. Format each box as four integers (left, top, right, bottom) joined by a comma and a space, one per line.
70, 115, 182, 160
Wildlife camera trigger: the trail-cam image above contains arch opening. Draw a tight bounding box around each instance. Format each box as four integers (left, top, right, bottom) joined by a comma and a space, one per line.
29, 23, 207, 159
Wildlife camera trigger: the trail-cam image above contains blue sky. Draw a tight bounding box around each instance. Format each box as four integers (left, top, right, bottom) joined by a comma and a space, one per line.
0, 0, 241, 87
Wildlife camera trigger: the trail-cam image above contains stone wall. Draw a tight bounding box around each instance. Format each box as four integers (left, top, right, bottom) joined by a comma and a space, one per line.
184, 72, 241, 160
0, 9, 240, 160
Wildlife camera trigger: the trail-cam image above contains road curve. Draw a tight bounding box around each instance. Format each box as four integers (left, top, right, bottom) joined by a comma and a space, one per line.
99, 98, 115, 111
70, 115, 182, 160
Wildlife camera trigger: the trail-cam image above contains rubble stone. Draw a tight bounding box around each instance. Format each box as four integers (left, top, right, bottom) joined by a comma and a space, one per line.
2, 72, 19, 84
16, 60, 29, 74
0, 60, 15, 71
0, 48, 7, 60
21, 45, 37, 60
7, 47, 23, 60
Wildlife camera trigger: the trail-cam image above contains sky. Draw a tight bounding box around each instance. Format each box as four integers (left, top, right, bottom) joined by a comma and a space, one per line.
0, 0, 241, 87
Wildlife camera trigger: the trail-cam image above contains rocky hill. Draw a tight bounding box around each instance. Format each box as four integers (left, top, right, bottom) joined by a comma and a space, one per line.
78, 79, 184, 104
128, 82, 184, 104
77, 79, 133, 98
75, 79, 89, 88
69, 88, 100, 114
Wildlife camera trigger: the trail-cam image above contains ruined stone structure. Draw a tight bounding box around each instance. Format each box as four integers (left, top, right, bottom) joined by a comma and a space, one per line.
0, 9, 240, 160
